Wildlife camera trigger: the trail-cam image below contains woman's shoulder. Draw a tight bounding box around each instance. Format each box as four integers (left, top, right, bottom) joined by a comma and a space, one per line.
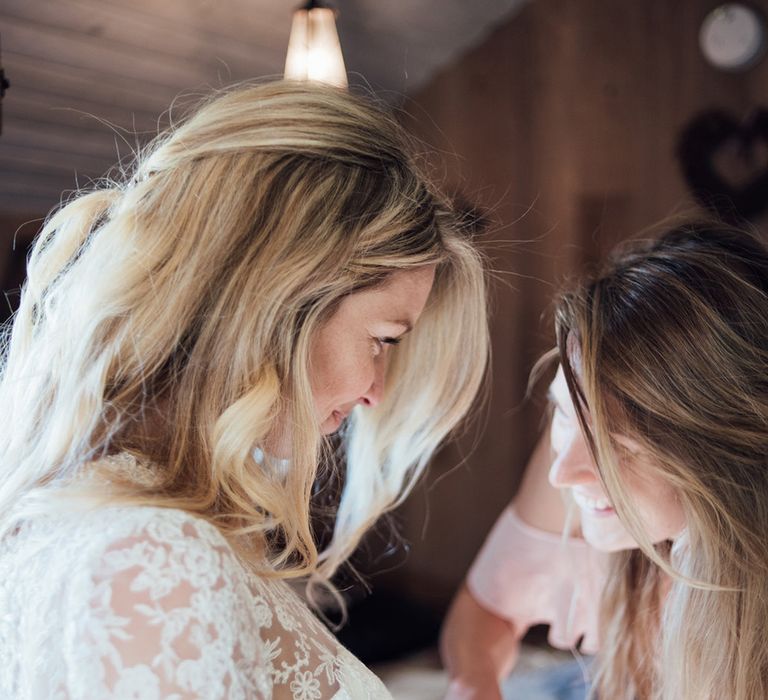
64, 504, 275, 697
78, 502, 231, 550
22, 500, 234, 576
0, 503, 272, 698
1, 495, 394, 698
78, 502, 235, 569
65, 505, 392, 698
52, 453, 239, 565
6, 499, 247, 612
17, 503, 241, 611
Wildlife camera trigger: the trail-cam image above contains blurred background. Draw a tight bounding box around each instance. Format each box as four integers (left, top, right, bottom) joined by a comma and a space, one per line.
2, 0, 768, 694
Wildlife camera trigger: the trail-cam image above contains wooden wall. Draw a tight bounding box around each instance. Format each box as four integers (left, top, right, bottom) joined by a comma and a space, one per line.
4, 0, 768, 619
385, 0, 768, 610
0, 213, 42, 323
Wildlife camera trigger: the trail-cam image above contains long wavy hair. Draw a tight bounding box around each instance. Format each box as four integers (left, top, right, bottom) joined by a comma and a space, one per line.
555, 221, 768, 699
0, 81, 488, 590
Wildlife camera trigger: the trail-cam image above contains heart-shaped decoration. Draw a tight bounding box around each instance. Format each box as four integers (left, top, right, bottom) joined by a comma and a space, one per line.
677, 108, 768, 223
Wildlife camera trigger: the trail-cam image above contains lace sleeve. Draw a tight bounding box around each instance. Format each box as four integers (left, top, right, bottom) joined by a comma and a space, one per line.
62, 507, 383, 699
67, 510, 274, 700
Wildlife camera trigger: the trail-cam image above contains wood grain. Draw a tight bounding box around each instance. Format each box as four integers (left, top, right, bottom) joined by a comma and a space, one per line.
384, 0, 768, 610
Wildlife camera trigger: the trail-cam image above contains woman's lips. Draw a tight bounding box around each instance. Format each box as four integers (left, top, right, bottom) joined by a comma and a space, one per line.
573, 490, 616, 517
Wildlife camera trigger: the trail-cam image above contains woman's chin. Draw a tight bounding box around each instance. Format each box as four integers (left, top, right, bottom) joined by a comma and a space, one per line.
581, 516, 639, 552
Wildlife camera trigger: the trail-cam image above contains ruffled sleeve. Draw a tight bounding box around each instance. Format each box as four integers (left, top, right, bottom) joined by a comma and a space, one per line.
467, 507, 607, 654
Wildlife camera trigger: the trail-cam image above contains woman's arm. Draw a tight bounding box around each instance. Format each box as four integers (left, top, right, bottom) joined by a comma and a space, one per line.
440, 581, 518, 700
441, 426, 568, 698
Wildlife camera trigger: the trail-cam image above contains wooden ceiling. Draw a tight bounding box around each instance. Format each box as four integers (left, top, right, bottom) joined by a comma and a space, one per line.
0, 0, 528, 216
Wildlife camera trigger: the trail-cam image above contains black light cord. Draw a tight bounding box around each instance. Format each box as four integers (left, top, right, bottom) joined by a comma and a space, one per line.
0, 32, 8, 98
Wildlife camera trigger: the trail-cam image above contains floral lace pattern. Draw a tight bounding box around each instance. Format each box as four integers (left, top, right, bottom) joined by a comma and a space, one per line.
0, 486, 392, 699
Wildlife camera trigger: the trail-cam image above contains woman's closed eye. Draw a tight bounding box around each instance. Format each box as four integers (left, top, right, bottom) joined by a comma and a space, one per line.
611, 434, 645, 458
372, 336, 402, 356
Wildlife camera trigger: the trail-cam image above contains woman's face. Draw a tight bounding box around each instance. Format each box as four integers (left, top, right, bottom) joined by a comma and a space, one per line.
309, 265, 436, 435
548, 364, 685, 551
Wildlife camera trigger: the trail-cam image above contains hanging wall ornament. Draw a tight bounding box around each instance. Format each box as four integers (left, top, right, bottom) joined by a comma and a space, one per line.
699, 4, 767, 72
676, 108, 768, 224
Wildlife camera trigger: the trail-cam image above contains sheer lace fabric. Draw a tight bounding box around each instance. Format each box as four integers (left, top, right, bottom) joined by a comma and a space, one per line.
0, 494, 392, 699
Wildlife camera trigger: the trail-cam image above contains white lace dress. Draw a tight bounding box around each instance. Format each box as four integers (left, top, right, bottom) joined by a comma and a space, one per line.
0, 492, 393, 699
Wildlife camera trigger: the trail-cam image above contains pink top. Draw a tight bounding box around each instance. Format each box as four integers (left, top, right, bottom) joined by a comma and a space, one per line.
467, 507, 608, 654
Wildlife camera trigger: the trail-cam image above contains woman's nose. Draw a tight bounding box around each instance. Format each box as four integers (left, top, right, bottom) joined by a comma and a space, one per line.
548, 429, 597, 488
359, 356, 386, 408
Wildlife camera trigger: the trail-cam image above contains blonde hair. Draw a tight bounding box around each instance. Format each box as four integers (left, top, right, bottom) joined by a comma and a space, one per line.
555, 221, 768, 699
0, 81, 488, 591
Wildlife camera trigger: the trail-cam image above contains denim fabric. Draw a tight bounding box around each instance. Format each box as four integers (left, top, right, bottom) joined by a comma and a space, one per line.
501, 658, 591, 700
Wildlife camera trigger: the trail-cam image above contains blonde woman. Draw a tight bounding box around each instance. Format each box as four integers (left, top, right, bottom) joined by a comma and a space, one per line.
443, 222, 768, 699
0, 81, 488, 699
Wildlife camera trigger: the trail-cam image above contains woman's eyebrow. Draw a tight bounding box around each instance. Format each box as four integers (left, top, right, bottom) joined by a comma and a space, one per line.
611, 433, 643, 453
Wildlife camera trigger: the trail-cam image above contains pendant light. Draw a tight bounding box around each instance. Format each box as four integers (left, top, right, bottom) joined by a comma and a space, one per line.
284, 0, 348, 88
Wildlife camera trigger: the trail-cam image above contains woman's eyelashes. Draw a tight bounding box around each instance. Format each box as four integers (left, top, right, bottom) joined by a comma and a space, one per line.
372, 336, 402, 355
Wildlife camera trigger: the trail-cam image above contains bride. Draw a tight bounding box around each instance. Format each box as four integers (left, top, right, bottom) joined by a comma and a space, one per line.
0, 81, 488, 699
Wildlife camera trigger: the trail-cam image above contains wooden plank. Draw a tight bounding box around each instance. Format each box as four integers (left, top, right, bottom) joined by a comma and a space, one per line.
1, 16, 236, 90
0, 165, 77, 188
0, 177, 68, 201
0, 191, 59, 217
5, 87, 169, 134
0, 145, 112, 176
0, 0, 286, 67
95, 0, 292, 48
0, 109, 142, 145
2, 121, 137, 162
3, 46, 280, 132
6, 52, 176, 115
0, 213, 43, 302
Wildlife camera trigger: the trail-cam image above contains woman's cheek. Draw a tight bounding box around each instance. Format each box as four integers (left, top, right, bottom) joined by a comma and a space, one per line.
333, 354, 374, 405
639, 490, 686, 542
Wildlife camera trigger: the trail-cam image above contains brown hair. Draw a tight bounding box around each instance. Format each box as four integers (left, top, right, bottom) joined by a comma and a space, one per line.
555, 221, 768, 699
